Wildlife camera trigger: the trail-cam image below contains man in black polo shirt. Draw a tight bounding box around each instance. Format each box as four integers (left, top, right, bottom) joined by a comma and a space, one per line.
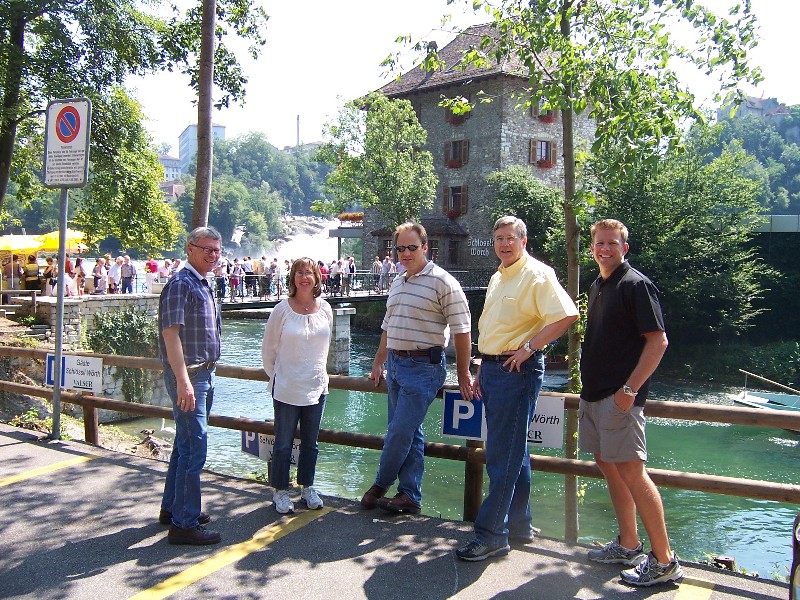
579, 219, 683, 586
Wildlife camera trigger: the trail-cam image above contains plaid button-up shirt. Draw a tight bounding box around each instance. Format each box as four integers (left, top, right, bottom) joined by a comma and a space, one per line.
158, 263, 221, 366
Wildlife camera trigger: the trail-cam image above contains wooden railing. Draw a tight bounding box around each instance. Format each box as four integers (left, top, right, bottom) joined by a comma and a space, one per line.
1, 345, 798, 543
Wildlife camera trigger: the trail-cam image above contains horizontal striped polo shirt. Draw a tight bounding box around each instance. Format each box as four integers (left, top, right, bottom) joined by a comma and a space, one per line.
382, 260, 470, 350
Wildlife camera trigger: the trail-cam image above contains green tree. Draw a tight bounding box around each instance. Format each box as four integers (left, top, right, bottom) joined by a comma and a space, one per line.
710, 110, 800, 213
485, 166, 562, 262
409, 0, 761, 388
72, 89, 183, 254
315, 92, 437, 227
587, 131, 769, 345
0, 0, 268, 215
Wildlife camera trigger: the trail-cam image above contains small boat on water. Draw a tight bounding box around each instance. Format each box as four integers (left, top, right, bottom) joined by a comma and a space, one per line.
733, 369, 800, 432
734, 389, 800, 412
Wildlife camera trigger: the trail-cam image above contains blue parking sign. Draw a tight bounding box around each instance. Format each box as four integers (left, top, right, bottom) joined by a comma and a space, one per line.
441, 390, 486, 441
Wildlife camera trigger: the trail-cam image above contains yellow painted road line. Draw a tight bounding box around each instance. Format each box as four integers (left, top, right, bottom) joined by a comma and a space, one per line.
130, 506, 335, 600
0, 455, 95, 487
674, 577, 715, 600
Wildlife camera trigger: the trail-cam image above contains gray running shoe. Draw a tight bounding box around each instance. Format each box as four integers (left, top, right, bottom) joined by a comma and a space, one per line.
620, 551, 684, 587
587, 536, 645, 565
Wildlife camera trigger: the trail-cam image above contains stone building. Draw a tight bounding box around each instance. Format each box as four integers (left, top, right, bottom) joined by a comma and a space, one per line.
363, 24, 594, 270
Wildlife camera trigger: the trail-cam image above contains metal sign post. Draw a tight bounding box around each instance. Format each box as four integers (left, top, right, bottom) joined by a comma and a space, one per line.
42, 98, 91, 440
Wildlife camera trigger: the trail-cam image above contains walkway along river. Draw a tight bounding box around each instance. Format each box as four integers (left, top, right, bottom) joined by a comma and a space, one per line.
116, 319, 800, 581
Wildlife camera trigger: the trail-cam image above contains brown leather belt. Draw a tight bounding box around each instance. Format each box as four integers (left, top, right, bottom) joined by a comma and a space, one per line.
391, 349, 431, 357
186, 360, 217, 374
479, 353, 516, 362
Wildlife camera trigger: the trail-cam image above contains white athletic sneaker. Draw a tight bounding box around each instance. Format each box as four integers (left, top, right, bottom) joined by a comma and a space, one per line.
301, 486, 324, 509
273, 489, 294, 514
620, 551, 684, 586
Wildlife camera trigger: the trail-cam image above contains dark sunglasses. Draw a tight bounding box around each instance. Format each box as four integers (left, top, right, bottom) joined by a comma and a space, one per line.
395, 244, 420, 253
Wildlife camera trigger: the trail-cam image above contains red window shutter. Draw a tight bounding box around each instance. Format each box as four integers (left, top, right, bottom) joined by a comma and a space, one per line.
443, 187, 450, 213
550, 141, 558, 163
530, 139, 538, 164
461, 185, 469, 215
462, 140, 469, 165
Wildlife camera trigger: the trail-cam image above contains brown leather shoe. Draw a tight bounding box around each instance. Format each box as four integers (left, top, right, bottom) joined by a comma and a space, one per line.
377, 492, 421, 514
360, 484, 388, 509
168, 524, 221, 545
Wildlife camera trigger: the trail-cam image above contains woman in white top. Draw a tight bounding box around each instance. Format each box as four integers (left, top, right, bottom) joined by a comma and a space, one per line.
261, 257, 333, 514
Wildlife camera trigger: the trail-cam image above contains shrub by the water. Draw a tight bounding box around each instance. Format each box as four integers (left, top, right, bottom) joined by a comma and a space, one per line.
86, 308, 158, 403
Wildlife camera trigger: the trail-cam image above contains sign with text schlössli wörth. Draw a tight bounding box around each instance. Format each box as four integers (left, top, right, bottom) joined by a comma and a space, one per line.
241, 430, 300, 465
43, 98, 91, 188
441, 391, 565, 449
45, 354, 103, 394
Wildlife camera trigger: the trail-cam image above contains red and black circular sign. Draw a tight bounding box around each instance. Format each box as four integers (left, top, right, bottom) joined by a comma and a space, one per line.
55, 106, 81, 143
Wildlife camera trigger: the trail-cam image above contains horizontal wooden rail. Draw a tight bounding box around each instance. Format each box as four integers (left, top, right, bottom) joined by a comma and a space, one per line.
1, 378, 798, 505
4, 346, 800, 429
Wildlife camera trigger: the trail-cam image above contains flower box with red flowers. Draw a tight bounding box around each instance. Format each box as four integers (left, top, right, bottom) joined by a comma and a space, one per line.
538, 113, 557, 124
536, 159, 555, 169
446, 208, 461, 219
446, 159, 462, 169
448, 115, 466, 125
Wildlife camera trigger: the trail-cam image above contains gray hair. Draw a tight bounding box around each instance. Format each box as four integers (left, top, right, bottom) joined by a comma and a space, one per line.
187, 226, 222, 244
492, 216, 527, 238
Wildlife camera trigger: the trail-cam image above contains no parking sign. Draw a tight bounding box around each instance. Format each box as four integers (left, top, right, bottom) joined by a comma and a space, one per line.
43, 98, 91, 188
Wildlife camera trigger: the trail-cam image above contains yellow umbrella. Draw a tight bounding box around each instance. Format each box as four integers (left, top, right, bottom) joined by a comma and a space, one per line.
37, 229, 88, 253
0, 234, 43, 289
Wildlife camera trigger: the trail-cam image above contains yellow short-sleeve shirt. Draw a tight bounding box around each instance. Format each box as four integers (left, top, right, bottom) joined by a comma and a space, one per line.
478, 253, 578, 355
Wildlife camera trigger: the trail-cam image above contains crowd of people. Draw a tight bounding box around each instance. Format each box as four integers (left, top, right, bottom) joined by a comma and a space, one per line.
210, 254, 400, 303
157, 216, 683, 588
0, 253, 185, 297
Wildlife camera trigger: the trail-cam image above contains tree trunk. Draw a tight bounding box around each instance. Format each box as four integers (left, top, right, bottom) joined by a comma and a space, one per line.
0, 16, 27, 214
560, 9, 581, 393
191, 0, 216, 229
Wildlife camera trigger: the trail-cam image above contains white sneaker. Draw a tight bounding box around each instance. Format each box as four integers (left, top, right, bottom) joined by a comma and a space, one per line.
301, 486, 324, 509
273, 489, 294, 514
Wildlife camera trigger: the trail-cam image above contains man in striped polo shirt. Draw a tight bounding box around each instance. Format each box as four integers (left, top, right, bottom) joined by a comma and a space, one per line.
361, 222, 474, 514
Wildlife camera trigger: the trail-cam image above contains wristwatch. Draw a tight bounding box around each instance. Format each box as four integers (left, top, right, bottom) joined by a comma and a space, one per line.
622, 384, 638, 397
523, 341, 534, 354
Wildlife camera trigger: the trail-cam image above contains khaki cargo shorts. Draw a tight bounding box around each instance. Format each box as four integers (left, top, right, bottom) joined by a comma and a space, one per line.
578, 395, 647, 462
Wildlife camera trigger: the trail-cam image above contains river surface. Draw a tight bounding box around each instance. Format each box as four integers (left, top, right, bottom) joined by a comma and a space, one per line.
116, 319, 800, 580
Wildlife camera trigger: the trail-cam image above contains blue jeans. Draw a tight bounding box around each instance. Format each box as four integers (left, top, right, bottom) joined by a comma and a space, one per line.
161, 365, 214, 528
473, 353, 545, 546
270, 395, 327, 489
374, 350, 446, 505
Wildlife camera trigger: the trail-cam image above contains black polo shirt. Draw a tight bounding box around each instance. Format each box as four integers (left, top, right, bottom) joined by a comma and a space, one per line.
580, 261, 665, 407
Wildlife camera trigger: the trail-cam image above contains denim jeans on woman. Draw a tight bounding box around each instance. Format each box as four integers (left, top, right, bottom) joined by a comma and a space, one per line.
270, 395, 327, 489
161, 365, 215, 528
473, 353, 544, 546
374, 350, 446, 506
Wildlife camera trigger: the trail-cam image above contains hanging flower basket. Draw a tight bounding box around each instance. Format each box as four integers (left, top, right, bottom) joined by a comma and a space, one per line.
537, 159, 555, 169
447, 159, 462, 169
446, 208, 460, 219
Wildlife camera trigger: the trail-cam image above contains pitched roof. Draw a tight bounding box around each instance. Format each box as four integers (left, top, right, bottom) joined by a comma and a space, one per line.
379, 24, 529, 98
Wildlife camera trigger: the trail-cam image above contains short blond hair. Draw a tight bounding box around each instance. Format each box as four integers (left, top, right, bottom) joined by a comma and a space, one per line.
393, 221, 428, 246
590, 219, 628, 243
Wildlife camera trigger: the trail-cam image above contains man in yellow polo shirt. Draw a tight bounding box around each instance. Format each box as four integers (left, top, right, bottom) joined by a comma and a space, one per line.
456, 215, 578, 561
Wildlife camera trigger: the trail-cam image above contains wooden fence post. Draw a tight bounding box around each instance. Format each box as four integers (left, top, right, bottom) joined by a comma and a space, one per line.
463, 439, 484, 522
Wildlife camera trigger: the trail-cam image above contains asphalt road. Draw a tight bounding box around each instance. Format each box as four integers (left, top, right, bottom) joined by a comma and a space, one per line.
0, 423, 790, 600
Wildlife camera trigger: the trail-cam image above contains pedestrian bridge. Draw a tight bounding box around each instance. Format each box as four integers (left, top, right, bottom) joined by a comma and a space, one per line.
0, 423, 788, 600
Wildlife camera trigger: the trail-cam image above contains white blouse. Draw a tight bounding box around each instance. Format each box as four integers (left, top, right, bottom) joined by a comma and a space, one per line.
261, 299, 333, 406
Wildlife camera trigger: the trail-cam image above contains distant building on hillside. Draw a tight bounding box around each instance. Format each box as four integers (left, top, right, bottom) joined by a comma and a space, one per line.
363, 23, 594, 271
717, 95, 790, 122
158, 154, 182, 181
160, 182, 185, 203
178, 124, 226, 172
